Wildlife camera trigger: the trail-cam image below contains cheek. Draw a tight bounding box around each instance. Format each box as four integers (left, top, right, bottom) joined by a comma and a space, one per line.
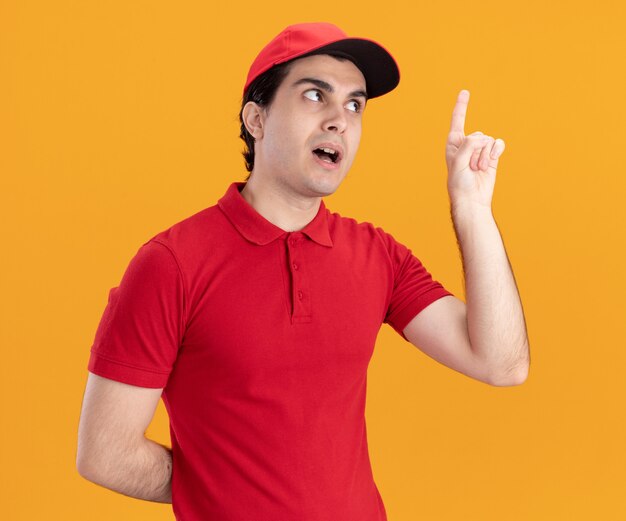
353, 127, 362, 149
346, 126, 362, 163
263, 123, 304, 168
268, 123, 308, 158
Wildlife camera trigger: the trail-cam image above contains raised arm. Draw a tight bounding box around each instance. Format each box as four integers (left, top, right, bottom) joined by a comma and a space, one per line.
403, 90, 529, 386
76, 372, 172, 503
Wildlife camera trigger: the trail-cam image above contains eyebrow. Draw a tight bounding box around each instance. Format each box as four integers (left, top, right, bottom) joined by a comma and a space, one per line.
291, 77, 368, 101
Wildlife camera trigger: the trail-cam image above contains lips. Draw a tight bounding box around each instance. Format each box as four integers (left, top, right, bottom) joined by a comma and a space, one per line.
311, 142, 344, 165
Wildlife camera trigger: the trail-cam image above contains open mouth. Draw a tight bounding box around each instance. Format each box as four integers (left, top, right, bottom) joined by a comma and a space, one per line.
312, 147, 341, 164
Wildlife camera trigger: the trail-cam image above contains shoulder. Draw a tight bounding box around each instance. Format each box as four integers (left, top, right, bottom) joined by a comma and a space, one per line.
143, 202, 226, 252
326, 208, 407, 256
326, 208, 392, 242
120, 201, 229, 279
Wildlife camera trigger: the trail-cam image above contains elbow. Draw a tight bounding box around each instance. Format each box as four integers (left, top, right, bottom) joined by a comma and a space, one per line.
76, 460, 93, 482
76, 450, 97, 482
76, 443, 87, 477
488, 361, 530, 387
76, 440, 109, 483
76, 435, 94, 479
76, 450, 116, 487
487, 341, 530, 387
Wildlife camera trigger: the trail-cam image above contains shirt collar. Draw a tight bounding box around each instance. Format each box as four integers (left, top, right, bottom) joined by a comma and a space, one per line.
217, 182, 334, 247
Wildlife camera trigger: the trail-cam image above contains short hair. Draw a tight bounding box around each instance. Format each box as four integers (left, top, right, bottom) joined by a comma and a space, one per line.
238, 54, 353, 180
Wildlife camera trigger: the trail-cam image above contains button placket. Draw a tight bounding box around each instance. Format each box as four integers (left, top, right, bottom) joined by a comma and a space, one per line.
286, 233, 311, 321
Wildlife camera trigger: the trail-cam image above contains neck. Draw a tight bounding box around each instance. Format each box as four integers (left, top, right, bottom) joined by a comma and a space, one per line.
240, 174, 322, 232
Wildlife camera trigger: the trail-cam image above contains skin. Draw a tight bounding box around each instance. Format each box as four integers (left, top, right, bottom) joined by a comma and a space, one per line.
240, 54, 367, 232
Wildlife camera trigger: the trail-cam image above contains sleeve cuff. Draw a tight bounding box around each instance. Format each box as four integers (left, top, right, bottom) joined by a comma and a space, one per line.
387, 287, 454, 342
87, 351, 170, 388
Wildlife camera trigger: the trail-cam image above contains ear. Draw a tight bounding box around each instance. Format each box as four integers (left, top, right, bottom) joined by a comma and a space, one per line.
242, 101, 266, 140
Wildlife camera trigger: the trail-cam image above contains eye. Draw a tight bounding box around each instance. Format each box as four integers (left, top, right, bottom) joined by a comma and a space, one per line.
303, 89, 322, 102
346, 100, 362, 113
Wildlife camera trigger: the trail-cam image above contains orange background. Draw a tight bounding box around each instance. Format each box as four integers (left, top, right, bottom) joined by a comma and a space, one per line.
1, 1, 625, 519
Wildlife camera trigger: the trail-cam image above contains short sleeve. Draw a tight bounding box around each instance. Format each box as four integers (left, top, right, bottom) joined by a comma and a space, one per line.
87, 239, 186, 388
378, 229, 454, 341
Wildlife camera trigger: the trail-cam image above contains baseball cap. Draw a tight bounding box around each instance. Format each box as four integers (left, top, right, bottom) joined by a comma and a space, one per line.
243, 22, 400, 99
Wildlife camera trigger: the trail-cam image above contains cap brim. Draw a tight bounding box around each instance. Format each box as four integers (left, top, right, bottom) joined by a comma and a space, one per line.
297, 38, 400, 99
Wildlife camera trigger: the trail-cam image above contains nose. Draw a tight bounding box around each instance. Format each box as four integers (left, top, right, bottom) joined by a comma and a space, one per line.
322, 103, 348, 134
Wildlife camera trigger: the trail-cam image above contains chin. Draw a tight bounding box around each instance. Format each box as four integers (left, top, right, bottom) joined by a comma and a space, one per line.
304, 174, 346, 198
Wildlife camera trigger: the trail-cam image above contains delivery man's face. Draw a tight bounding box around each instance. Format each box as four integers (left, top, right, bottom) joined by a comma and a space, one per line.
248, 54, 367, 198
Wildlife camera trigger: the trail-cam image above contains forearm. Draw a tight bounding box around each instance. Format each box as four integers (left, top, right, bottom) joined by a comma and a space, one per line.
451, 202, 530, 384
79, 437, 172, 503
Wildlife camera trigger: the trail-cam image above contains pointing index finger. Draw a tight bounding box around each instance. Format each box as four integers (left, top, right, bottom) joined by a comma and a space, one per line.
449, 89, 470, 135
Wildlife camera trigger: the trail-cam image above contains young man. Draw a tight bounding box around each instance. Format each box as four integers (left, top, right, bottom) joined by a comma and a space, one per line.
76, 22, 529, 521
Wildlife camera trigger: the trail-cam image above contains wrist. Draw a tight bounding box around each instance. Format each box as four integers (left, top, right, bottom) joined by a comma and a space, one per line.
450, 198, 493, 222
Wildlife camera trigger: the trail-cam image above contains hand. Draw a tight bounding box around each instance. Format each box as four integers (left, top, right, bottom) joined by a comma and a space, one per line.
445, 90, 505, 210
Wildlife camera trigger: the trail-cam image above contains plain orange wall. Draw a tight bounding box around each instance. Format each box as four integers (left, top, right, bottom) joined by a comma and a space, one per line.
1, 1, 625, 519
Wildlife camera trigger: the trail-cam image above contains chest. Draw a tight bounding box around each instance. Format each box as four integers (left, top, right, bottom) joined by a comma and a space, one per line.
172, 237, 391, 391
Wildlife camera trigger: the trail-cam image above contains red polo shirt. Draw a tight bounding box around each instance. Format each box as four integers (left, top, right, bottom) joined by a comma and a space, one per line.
88, 181, 453, 520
